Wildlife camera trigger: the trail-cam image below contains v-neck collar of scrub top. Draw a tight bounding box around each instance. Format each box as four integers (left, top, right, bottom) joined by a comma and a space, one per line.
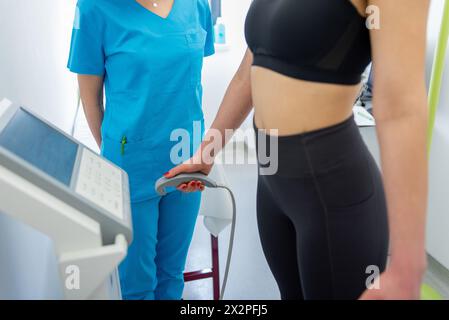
132, 0, 177, 21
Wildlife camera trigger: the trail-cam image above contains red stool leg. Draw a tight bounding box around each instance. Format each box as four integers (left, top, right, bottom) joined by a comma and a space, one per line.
211, 235, 220, 300
183, 235, 220, 300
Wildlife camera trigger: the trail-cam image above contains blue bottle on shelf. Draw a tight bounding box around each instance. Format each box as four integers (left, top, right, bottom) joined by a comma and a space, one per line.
214, 18, 226, 45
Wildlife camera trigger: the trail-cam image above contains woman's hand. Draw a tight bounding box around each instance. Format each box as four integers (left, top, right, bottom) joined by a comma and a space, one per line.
359, 261, 426, 300
164, 149, 214, 193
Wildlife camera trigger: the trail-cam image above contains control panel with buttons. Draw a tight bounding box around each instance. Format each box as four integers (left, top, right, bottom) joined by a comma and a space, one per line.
75, 148, 124, 220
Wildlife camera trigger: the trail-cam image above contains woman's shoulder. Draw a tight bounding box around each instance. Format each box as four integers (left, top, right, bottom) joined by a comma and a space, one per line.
196, 0, 212, 11
76, 0, 103, 18
76, 0, 126, 24
76, 0, 116, 16
76, 0, 96, 11
196, 0, 212, 20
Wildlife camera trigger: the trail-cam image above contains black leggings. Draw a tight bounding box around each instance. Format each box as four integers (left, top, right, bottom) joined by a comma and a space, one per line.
255, 116, 389, 300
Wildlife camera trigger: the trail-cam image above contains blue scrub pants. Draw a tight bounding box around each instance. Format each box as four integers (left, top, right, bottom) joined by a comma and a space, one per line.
119, 190, 201, 300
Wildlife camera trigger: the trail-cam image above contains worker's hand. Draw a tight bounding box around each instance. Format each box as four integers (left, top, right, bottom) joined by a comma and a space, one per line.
164, 149, 214, 193
359, 264, 425, 300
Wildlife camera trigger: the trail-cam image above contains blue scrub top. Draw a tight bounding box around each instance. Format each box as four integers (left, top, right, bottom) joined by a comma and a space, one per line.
68, 0, 215, 201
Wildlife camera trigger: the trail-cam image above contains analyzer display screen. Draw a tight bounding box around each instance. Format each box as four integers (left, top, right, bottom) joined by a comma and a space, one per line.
0, 108, 78, 186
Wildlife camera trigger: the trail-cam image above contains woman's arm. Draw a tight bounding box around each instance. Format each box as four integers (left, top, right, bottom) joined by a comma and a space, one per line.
166, 49, 254, 190
78, 75, 105, 148
360, 0, 430, 299
204, 48, 254, 149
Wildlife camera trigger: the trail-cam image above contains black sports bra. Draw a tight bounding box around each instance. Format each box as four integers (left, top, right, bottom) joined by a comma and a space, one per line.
245, 0, 372, 85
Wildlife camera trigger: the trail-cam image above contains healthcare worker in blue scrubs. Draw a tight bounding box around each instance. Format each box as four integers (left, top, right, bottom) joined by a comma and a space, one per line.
67, 0, 215, 300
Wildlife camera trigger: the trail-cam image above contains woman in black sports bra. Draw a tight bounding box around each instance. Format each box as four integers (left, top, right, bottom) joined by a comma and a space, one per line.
167, 0, 430, 300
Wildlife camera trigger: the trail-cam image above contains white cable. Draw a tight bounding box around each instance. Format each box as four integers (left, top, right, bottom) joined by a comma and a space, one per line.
215, 184, 237, 300
70, 88, 81, 137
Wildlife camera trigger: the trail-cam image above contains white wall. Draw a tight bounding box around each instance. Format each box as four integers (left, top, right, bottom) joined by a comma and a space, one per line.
0, 0, 78, 132
426, 0, 449, 269
0, 0, 77, 299
202, 0, 252, 128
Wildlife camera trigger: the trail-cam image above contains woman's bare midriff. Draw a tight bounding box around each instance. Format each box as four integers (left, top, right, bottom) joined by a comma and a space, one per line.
251, 66, 362, 136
